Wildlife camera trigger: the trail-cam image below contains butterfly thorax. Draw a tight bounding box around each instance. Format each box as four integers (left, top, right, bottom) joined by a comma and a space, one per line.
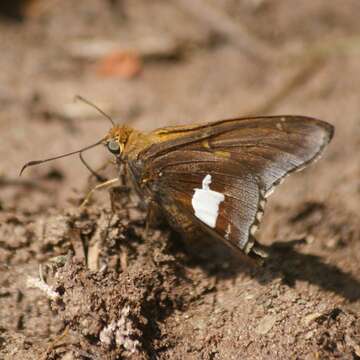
105, 125, 154, 161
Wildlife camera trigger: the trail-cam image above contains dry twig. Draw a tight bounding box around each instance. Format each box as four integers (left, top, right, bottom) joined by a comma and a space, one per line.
175, 0, 274, 62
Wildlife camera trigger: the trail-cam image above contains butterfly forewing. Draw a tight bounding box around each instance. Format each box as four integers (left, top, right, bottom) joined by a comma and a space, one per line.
134, 116, 333, 254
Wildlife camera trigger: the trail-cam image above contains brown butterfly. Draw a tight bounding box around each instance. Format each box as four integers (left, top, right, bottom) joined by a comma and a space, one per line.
21, 101, 334, 259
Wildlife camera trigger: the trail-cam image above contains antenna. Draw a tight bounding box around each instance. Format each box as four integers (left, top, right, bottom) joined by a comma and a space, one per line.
74, 95, 115, 126
19, 139, 104, 176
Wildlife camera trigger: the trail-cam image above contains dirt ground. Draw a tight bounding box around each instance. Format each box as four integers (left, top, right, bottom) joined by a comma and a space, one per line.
0, 1, 360, 359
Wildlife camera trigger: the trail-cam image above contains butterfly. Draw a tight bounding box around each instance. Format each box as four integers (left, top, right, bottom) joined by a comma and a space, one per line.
21, 103, 334, 259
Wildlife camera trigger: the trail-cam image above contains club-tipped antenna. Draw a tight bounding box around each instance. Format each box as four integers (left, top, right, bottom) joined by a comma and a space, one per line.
19, 139, 104, 176
75, 95, 115, 127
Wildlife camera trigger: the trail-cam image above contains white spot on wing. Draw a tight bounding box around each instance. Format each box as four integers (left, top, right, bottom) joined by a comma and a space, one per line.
250, 224, 258, 236
265, 186, 275, 198
191, 174, 225, 228
276, 122, 283, 131
256, 211, 263, 221
225, 223, 231, 240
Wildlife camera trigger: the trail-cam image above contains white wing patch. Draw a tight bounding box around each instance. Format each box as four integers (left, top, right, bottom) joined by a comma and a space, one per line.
191, 174, 225, 228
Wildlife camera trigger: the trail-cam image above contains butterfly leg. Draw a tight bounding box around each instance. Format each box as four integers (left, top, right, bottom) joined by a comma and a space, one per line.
144, 201, 154, 240
120, 161, 128, 186
143, 200, 163, 240
79, 151, 109, 183
144, 207, 151, 240
80, 178, 119, 208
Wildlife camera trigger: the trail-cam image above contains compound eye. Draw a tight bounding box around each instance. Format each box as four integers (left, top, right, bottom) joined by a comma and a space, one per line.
107, 140, 120, 154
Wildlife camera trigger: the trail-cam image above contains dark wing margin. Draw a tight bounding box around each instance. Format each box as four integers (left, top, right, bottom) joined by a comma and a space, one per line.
137, 116, 334, 256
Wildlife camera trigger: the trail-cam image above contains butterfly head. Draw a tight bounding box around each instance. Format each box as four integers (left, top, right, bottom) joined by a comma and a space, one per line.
104, 125, 133, 158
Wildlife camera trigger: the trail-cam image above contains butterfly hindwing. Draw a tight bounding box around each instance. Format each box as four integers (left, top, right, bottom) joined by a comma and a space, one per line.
134, 116, 333, 254
158, 167, 261, 252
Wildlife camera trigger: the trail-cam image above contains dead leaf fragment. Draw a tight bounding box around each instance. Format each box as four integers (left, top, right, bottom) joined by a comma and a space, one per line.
96, 51, 142, 79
